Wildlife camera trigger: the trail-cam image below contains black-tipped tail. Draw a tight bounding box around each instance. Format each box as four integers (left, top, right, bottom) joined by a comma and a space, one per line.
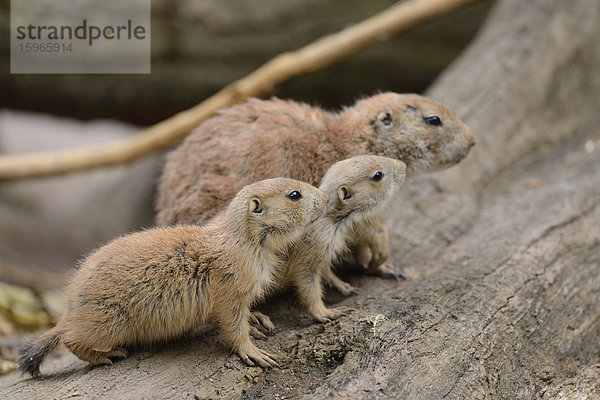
17, 326, 61, 377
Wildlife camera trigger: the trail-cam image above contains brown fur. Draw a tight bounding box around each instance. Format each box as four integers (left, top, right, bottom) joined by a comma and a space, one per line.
255, 156, 406, 325
320, 216, 394, 295
157, 93, 474, 226
18, 178, 328, 376
348, 217, 393, 272
156, 93, 475, 282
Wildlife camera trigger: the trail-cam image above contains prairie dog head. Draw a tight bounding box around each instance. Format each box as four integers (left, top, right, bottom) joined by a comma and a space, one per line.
319, 155, 406, 224
343, 93, 476, 172
227, 178, 328, 250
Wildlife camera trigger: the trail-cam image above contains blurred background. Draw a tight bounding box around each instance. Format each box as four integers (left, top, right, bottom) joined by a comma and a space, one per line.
0, 0, 494, 344
2, 0, 494, 124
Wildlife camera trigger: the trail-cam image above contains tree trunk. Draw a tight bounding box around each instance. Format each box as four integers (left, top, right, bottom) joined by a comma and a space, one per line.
2, 0, 599, 398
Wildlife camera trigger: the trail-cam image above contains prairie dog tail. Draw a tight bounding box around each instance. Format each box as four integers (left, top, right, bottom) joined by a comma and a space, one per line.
17, 326, 61, 376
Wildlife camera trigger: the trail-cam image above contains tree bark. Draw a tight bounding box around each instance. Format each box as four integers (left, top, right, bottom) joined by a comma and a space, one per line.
2, 0, 600, 398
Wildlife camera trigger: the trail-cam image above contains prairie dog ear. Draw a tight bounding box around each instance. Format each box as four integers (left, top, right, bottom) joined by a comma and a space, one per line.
338, 186, 352, 203
377, 111, 394, 129
405, 105, 417, 116
249, 198, 264, 216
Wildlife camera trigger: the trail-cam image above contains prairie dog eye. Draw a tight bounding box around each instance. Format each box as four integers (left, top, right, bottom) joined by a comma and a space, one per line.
424, 116, 442, 126
372, 171, 384, 182
379, 112, 393, 128
288, 191, 302, 201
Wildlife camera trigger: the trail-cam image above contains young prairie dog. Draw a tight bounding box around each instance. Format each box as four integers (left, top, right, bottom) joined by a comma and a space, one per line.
156, 93, 475, 280
18, 178, 328, 376
265, 155, 406, 323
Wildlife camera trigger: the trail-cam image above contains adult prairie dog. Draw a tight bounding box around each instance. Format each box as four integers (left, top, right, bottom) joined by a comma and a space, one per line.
18, 178, 328, 376
156, 93, 475, 280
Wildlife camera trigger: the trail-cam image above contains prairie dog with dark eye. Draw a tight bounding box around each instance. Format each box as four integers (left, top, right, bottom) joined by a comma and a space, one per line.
156, 93, 475, 281
17, 178, 328, 376
263, 155, 406, 323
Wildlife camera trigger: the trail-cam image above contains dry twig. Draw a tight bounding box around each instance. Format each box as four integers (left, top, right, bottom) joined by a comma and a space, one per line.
0, 0, 475, 181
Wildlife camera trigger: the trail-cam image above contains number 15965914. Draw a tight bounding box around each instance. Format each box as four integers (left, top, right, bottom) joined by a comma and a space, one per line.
19, 42, 73, 53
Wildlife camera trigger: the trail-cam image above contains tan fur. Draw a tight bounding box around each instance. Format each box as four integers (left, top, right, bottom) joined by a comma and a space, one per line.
265, 156, 406, 323
346, 216, 396, 276
156, 93, 475, 283
18, 178, 328, 375
348, 217, 390, 271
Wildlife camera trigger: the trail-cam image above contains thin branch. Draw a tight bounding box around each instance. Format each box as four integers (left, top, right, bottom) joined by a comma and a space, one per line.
0, 0, 475, 181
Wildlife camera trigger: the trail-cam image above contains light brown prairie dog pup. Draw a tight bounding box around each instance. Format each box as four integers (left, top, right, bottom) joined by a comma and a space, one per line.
156, 93, 475, 281
17, 178, 328, 376
267, 155, 406, 322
